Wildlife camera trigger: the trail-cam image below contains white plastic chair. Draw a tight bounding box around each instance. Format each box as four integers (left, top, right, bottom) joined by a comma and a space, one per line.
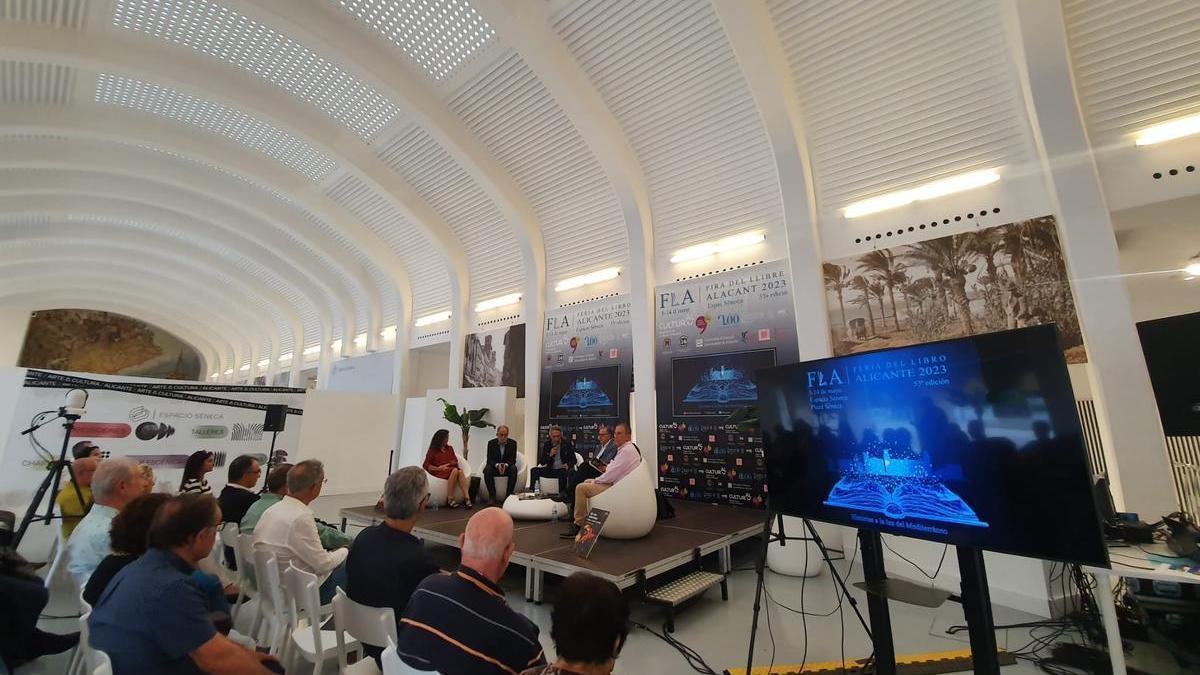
91, 650, 112, 675
251, 548, 290, 657
381, 637, 442, 675
476, 453, 529, 502
219, 527, 253, 621
282, 563, 360, 675
65, 591, 94, 675
333, 587, 396, 675
233, 534, 261, 635
589, 459, 657, 539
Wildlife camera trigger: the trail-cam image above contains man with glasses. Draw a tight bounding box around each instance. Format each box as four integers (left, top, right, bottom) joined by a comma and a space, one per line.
346, 467, 440, 664
217, 455, 261, 568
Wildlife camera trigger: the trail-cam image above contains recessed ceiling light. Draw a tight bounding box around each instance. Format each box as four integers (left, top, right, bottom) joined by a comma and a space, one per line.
474, 293, 522, 312
415, 311, 452, 327
1135, 113, 1200, 146
1184, 260, 1200, 277
555, 267, 621, 292
670, 231, 765, 264
843, 169, 1000, 219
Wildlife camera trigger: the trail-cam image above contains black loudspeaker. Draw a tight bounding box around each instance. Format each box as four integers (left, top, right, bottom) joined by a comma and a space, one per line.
263, 404, 288, 432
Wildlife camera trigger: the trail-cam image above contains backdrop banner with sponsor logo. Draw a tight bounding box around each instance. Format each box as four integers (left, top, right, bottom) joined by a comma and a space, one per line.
0, 369, 305, 506
655, 260, 799, 508
539, 297, 633, 459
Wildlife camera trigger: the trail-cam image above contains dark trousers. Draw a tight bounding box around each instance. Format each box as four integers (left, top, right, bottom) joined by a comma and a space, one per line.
482, 464, 517, 501
530, 466, 570, 494
0, 572, 79, 669
566, 462, 603, 504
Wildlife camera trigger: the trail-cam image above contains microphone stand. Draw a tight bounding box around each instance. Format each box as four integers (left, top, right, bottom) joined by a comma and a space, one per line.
12, 410, 85, 550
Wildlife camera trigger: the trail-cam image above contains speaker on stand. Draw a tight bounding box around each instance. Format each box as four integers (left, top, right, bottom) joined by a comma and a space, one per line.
261, 404, 288, 490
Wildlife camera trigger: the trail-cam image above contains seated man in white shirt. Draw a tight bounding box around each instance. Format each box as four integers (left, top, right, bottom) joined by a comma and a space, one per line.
560, 422, 642, 539
252, 459, 348, 604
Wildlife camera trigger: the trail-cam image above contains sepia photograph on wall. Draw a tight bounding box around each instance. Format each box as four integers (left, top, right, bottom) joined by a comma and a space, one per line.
823, 215, 1087, 363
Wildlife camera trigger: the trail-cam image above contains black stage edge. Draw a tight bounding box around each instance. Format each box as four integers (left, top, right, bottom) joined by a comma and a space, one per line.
860, 530, 897, 675
956, 546, 1000, 675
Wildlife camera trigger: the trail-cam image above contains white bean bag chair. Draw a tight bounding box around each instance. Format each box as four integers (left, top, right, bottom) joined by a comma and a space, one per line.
475, 454, 529, 502
502, 494, 569, 521
425, 453, 474, 506
588, 459, 657, 539
766, 515, 826, 577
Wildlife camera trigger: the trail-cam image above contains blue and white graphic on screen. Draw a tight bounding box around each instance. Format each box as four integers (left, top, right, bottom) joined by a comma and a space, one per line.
556, 377, 613, 410
822, 432, 988, 528
683, 365, 757, 405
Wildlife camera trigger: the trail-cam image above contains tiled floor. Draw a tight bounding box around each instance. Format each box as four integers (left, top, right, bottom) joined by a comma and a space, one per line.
17, 491, 1192, 674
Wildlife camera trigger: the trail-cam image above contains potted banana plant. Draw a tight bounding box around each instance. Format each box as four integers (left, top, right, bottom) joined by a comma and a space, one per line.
437, 397, 495, 461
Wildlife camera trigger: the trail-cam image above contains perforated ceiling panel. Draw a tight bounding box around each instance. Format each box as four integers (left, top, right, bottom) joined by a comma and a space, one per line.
95, 73, 338, 180
0, 61, 75, 104
0, 0, 86, 28
767, 0, 1035, 213
445, 49, 627, 287
334, 0, 497, 81
113, 0, 401, 140
554, 0, 782, 271
324, 173, 452, 317
1063, 0, 1200, 147
376, 124, 520, 303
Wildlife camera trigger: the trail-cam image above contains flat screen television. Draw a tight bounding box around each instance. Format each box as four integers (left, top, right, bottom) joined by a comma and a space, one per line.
757, 325, 1109, 567
671, 348, 777, 418
1137, 311, 1200, 436
549, 365, 620, 419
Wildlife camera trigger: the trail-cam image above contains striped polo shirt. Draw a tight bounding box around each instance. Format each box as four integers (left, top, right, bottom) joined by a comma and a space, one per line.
397, 565, 546, 675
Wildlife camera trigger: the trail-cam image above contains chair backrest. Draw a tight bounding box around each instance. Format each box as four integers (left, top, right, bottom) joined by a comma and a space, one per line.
282, 563, 324, 655
236, 534, 258, 590
382, 637, 442, 675
333, 587, 396, 671
218, 521, 240, 548
252, 548, 285, 616
78, 609, 94, 671
91, 649, 112, 675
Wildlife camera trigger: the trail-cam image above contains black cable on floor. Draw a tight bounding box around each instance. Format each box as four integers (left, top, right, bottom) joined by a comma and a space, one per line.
632, 620, 719, 675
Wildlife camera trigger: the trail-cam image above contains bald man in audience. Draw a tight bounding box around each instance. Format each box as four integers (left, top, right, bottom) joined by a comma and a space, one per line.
397, 507, 546, 674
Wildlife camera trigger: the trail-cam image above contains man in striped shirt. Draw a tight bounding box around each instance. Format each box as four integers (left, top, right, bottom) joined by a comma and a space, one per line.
397, 507, 545, 674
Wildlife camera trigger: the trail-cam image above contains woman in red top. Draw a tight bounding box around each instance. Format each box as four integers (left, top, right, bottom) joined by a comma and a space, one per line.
423, 429, 472, 508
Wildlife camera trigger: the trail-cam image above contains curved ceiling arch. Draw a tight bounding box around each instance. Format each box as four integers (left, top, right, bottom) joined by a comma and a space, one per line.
0, 134, 386, 338
0, 21, 471, 324
0, 262, 271, 372
0, 104, 418, 350
0, 186, 341, 346
0, 236, 299, 359
0, 168, 358, 346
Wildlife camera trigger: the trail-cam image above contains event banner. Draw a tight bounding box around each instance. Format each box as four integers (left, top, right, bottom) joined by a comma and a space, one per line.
823, 215, 1087, 363
463, 323, 526, 398
538, 297, 633, 458
0, 370, 305, 507
655, 260, 800, 508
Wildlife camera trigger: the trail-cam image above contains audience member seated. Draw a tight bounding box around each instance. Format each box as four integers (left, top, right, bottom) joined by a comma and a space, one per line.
67, 457, 144, 587
138, 463, 157, 494
424, 428, 472, 508
565, 424, 617, 507
482, 424, 518, 505
532, 425, 577, 495
179, 450, 215, 495
252, 459, 348, 604
346, 467, 440, 664
561, 423, 641, 539
398, 507, 545, 674
0, 548, 79, 671
521, 572, 630, 675
89, 494, 279, 674
56, 456, 99, 540
241, 463, 349, 550
217, 455, 261, 568
72, 440, 102, 460
82, 493, 171, 606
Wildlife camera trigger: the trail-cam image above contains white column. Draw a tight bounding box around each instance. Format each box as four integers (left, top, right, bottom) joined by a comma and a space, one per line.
1007, 0, 1175, 516
0, 304, 32, 367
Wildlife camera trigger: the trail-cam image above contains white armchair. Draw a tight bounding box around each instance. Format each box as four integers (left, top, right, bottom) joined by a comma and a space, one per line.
588, 459, 657, 539
425, 452, 473, 506
475, 453, 528, 502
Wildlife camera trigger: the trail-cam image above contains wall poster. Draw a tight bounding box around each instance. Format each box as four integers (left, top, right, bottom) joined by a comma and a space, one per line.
462, 323, 526, 398
655, 260, 800, 508
823, 215, 1086, 363
538, 297, 633, 459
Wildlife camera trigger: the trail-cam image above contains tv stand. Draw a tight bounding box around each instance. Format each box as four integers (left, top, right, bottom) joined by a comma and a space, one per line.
956, 546, 1000, 674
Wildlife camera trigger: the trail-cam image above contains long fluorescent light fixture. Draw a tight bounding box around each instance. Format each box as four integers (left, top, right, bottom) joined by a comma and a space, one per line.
1185, 261, 1200, 277
670, 231, 765, 264
415, 311, 452, 327
381, 325, 397, 338
474, 293, 522, 313
257, 358, 270, 368
223, 368, 234, 375
1136, 113, 1200, 146
843, 169, 1001, 219
302, 345, 321, 356
277, 352, 293, 362
239, 364, 250, 372
555, 267, 621, 292
210, 372, 219, 379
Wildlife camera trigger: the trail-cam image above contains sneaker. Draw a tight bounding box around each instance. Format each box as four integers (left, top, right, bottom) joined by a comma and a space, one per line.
559, 524, 581, 539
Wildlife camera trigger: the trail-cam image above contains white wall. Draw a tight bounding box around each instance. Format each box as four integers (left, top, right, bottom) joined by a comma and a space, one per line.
407, 343, 450, 397
327, 349, 397, 394
296, 390, 400, 495
0, 306, 30, 367
397, 397, 428, 470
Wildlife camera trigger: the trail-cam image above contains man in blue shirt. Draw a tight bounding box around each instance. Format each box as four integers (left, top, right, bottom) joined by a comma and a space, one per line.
89, 494, 278, 674
67, 457, 144, 587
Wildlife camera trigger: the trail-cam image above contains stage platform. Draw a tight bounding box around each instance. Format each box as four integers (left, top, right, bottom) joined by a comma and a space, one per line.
339, 498, 765, 603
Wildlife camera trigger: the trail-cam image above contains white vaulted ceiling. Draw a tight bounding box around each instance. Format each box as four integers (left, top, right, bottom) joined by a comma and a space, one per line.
0, 0, 1192, 380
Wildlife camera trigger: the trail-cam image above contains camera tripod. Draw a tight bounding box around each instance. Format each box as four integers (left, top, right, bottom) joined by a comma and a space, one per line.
11, 412, 85, 550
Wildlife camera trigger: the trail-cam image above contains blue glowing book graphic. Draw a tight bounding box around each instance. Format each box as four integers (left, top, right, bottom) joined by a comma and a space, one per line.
683, 365, 758, 405
824, 450, 988, 528
556, 377, 614, 409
